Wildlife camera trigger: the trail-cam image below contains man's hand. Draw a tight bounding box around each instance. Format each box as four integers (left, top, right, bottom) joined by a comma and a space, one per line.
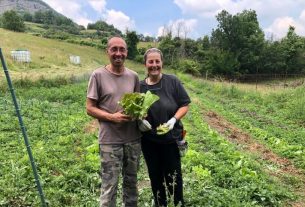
110, 111, 132, 123
165, 117, 176, 130
138, 119, 152, 132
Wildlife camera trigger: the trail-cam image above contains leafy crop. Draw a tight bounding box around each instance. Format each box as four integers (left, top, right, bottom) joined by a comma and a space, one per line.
118, 91, 159, 119
0, 73, 302, 206
156, 123, 170, 135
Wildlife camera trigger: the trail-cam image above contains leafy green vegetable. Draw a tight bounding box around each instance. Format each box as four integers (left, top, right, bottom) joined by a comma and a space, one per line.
157, 123, 170, 135
119, 91, 159, 119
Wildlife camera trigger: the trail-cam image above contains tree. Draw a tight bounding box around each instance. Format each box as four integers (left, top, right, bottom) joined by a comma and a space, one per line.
34, 10, 44, 23
125, 30, 139, 60
260, 40, 286, 74
22, 12, 33, 22
183, 38, 198, 58
203, 49, 240, 77
211, 10, 265, 75
200, 35, 211, 50
158, 35, 177, 65
43, 11, 56, 25
87, 20, 122, 36
2, 10, 25, 32
280, 26, 305, 73
177, 59, 201, 76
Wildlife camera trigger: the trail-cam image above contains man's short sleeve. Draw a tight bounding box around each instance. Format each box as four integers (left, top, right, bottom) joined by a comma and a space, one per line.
134, 75, 140, 92
87, 73, 99, 100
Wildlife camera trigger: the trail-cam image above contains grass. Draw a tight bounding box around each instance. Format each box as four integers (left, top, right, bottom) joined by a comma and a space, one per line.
0, 28, 152, 88
0, 28, 107, 82
0, 78, 295, 206
1, 28, 304, 206
25, 22, 47, 34
138, 41, 158, 49
179, 73, 305, 169
204, 78, 305, 95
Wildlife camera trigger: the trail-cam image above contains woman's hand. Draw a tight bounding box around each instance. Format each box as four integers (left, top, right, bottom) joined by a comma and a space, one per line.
165, 117, 176, 130
138, 119, 152, 132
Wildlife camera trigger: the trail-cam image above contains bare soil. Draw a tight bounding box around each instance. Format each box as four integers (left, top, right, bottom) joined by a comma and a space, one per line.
203, 109, 305, 206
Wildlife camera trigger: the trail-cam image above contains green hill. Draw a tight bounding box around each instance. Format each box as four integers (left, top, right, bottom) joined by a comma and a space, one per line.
0, 28, 146, 87
0, 28, 105, 81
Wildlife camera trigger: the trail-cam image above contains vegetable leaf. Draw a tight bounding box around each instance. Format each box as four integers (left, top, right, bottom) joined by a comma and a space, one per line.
156, 123, 170, 135
119, 91, 159, 119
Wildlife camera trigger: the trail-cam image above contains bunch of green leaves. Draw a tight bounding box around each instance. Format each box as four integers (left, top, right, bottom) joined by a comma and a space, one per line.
119, 91, 159, 119
157, 123, 170, 135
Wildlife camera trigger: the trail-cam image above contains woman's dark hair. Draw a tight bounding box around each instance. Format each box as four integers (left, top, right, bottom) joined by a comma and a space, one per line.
143, 48, 163, 63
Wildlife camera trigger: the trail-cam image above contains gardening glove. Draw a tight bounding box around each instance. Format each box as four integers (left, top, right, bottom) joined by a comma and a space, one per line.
165, 117, 176, 130
138, 119, 152, 132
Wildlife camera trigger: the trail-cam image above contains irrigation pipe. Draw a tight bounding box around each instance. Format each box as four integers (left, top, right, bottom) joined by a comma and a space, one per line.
0, 48, 47, 207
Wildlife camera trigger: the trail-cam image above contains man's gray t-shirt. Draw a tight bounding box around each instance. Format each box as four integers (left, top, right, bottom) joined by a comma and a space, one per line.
87, 67, 141, 144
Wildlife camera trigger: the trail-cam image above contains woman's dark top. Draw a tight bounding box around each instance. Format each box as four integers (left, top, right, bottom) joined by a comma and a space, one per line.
140, 74, 191, 144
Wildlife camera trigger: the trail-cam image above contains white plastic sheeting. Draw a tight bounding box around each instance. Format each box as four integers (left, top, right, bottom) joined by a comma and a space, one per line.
11, 50, 31, 62
70, 55, 81, 65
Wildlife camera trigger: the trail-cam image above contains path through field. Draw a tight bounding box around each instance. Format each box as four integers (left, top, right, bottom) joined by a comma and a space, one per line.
192, 96, 305, 206
84, 97, 305, 206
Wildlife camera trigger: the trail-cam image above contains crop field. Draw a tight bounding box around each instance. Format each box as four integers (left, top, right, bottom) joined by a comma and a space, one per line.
1, 30, 305, 206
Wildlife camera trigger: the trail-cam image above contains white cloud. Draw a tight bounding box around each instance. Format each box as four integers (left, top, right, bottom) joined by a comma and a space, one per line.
157, 19, 198, 38
173, 0, 305, 38
265, 16, 305, 39
103, 10, 136, 33
300, 10, 305, 23
173, 0, 304, 19
43, 0, 90, 27
173, 0, 266, 18
77, 18, 93, 28
157, 26, 166, 37
42, 0, 135, 31
88, 0, 107, 13
143, 32, 152, 37
42, 0, 305, 39
174, 0, 220, 18
43, 0, 82, 18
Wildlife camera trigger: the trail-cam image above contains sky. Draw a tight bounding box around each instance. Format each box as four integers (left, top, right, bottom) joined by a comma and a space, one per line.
42, 0, 305, 40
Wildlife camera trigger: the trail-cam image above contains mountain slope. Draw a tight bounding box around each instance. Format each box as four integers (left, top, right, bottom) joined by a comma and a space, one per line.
0, 0, 55, 15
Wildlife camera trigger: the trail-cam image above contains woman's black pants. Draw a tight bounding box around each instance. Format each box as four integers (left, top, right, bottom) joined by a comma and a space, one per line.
141, 139, 184, 207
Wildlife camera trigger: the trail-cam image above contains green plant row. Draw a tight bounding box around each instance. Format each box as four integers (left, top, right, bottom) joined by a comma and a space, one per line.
0, 77, 299, 206
179, 94, 294, 206
0, 83, 101, 206
180, 74, 305, 170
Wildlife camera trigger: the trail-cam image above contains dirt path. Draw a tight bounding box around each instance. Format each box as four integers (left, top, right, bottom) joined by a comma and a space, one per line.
205, 111, 302, 176
191, 98, 305, 206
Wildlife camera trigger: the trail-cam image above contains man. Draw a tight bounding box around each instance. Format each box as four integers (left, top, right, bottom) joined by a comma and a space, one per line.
86, 36, 142, 207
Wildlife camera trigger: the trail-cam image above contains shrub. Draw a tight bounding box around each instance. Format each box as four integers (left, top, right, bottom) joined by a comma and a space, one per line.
177, 59, 201, 76
2, 10, 25, 32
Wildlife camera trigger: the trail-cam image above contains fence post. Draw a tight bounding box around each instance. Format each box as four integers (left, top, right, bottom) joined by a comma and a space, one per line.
0, 48, 48, 207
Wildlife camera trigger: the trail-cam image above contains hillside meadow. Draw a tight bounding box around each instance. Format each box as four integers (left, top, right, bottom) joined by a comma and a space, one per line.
1, 28, 305, 206
0, 28, 142, 80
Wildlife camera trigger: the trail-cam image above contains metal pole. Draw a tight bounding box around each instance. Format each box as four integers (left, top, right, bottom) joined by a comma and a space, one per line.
0, 48, 47, 207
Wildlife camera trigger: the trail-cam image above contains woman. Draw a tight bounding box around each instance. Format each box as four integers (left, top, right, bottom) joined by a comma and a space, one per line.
139, 48, 191, 206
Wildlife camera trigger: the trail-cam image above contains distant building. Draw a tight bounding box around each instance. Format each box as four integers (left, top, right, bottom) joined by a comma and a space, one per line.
11, 50, 31, 62
70, 55, 81, 65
